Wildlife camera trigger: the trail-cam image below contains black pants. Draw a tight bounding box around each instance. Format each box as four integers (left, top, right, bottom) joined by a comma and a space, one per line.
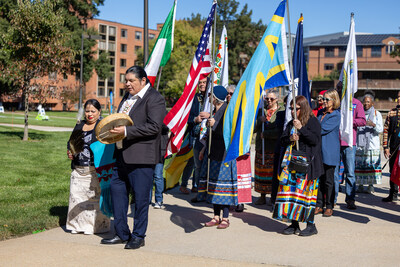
389, 151, 399, 196
213, 204, 229, 218
317, 164, 336, 209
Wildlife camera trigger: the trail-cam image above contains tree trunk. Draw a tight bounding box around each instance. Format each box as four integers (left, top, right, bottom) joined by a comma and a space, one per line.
23, 88, 29, 141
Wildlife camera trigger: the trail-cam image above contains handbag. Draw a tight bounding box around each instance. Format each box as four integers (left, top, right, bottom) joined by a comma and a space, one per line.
288, 148, 310, 174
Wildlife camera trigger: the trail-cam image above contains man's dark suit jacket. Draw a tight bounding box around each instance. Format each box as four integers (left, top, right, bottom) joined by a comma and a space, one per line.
116, 86, 166, 165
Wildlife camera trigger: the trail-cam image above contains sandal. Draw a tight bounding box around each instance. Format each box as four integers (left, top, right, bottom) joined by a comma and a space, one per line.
217, 218, 230, 229
179, 186, 190, 194
205, 217, 220, 227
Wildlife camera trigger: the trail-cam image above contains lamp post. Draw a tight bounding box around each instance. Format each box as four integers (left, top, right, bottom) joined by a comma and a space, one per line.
79, 33, 102, 110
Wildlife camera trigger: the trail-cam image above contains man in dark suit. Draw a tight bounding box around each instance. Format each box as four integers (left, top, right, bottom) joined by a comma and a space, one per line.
100, 66, 166, 249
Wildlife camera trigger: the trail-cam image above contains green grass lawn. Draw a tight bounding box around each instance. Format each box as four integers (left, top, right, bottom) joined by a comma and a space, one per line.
0, 126, 71, 240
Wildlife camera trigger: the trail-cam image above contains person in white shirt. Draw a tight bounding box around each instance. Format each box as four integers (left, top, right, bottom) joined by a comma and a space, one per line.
355, 94, 383, 194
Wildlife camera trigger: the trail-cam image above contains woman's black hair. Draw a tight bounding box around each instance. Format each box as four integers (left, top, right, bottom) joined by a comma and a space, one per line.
84, 99, 101, 111
126, 65, 150, 84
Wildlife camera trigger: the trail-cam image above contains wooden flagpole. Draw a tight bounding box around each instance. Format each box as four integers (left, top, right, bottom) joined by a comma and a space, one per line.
207, 1, 217, 193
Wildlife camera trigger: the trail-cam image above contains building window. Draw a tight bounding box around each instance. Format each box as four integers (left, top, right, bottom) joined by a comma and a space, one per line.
357, 46, 363, 57
387, 41, 395, 54
371, 46, 382, 57
109, 26, 116, 36
325, 47, 334, 57
121, 44, 127, 53
121, 29, 127, 38
338, 46, 346, 57
109, 57, 115, 66
49, 72, 57, 80
120, 58, 126, 67
135, 45, 141, 52
120, 73, 125, 83
149, 33, 155, 39
108, 42, 115, 51
120, 88, 125, 97
98, 87, 105, 97
135, 31, 142, 40
324, 64, 334, 71
99, 24, 106, 34
99, 41, 106, 50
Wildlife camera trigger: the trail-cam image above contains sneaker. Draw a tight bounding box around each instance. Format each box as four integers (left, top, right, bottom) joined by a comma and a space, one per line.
346, 200, 357, 210
71, 230, 78, 234
367, 185, 375, 194
84, 231, 94, 235
153, 202, 163, 209
299, 223, 318, 236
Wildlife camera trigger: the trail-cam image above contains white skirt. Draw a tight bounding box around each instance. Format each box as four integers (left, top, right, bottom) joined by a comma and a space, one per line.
66, 166, 110, 234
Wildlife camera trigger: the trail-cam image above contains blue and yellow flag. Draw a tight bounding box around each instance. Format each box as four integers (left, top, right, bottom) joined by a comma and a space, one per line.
223, 0, 287, 163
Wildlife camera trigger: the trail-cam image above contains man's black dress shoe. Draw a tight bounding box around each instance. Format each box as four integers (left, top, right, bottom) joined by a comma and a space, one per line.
124, 237, 145, 249
101, 235, 128, 245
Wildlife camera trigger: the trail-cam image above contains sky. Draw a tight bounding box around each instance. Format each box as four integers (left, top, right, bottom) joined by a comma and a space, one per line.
97, 0, 400, 38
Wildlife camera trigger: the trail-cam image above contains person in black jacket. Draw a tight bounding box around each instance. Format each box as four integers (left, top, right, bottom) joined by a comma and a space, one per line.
66, 99, 110, 235
100, 66, 166, 249
273, 95, 324, 237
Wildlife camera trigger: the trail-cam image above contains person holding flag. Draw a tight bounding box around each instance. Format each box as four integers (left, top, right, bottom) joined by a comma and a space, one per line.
333, 14, 366, 210
163, 0, 216, 156
223, 0, 290, 164
273, 96, 323, 236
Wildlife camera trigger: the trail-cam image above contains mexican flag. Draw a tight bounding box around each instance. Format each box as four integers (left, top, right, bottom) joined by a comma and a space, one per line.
144, 0, 177, 86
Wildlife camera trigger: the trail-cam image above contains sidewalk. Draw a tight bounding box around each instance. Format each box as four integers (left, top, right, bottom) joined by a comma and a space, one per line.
1, 171, 399, 266
0, 123, 73, 132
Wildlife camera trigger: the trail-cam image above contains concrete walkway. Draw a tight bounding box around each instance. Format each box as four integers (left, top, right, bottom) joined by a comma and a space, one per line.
1, 173, 399, 266
0, 123, 73, 132
0, 123, 399, 266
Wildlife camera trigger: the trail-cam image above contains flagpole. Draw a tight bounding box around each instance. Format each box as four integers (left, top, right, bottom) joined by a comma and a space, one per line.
207, 1, 217, 193
156, 66, 163, 91
285, 0, 299, 150
262, 97, 265, 165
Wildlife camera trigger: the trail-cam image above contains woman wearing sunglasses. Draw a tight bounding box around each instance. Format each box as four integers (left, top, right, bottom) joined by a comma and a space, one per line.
273, 95, 323, 236
254, 89, 284, 205
315, 89, 341, 217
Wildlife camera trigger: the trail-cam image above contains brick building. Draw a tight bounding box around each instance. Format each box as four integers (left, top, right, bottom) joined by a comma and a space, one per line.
1, 18, 161, 111
304, 32, 400, 110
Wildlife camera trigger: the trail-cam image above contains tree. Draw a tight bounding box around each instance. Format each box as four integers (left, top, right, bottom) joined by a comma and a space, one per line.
225, 3, 266, 83
0, 0, 76, 140
0, 0, 110, 105
390, 45, 400, 64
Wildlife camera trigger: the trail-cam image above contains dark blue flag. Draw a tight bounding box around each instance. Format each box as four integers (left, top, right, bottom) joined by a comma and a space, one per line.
293, 15, 310, 104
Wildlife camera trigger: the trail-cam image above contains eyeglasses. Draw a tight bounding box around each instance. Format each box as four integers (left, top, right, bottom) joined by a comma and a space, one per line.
289, 107, 301, 110
228, 92, 233, 96
265, 97, 276, 101
322, 97, 333, 102
317, 96, 323, 100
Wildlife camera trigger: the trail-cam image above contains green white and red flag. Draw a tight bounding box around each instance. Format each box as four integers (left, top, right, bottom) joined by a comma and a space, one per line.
144, 0, 177, 86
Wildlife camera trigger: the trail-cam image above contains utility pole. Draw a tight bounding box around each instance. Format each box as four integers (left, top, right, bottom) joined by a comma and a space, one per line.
144, 0, 149, 65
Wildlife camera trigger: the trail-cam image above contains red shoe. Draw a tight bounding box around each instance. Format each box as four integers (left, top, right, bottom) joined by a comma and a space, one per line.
179, 186, 190, 194
217, 219, 230, 229
205, 218, 220, 227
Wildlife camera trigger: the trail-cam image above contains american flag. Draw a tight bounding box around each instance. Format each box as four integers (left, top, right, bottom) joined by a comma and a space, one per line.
163, 0, 216, 156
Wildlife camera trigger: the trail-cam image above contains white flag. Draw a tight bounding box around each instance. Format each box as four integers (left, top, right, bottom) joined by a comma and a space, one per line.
339, 14, 358, 146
